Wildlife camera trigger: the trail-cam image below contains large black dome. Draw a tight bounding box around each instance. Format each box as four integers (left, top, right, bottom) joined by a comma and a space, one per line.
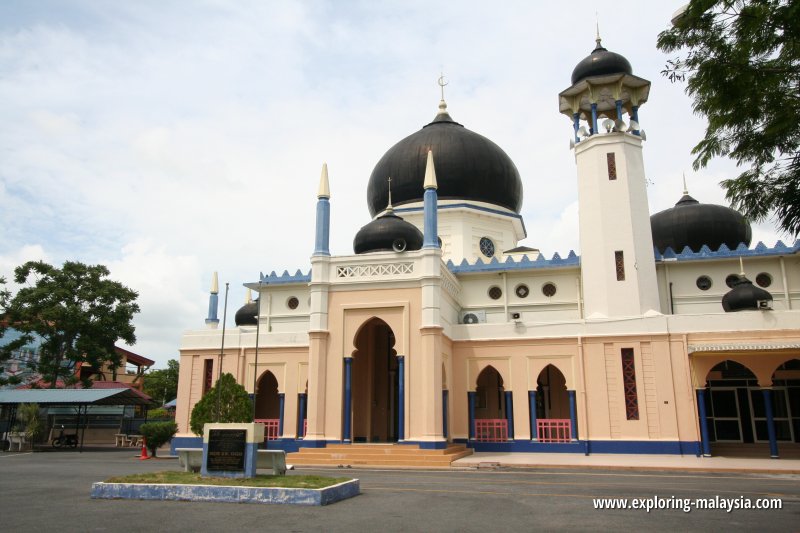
367, 106, 523, 217
353, 211, 423, 254
650, 193, 752, 253
571, 40, 633, 85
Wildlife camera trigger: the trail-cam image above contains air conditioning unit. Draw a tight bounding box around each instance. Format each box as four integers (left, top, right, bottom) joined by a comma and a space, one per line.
460, 310, 486, 324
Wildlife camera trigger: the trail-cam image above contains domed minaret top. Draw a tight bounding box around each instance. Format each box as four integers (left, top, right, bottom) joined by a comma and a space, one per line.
559, 28, 651, 140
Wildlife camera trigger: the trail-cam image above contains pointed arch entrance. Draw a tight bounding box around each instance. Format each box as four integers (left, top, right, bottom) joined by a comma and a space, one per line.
351, 318, 400, 443
470, 365, 511, 442
255, 370, 281, 440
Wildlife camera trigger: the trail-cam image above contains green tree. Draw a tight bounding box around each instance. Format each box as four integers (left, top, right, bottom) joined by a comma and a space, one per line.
143, 359, 180, 405
189, 373, 252, 435
1, 261, 139, 388
139, 420, 178, 457
657, 0, 800, 236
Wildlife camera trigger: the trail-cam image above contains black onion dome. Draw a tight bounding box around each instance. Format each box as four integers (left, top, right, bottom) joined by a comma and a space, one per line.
571, 40, 633, 85
366, 108, 523, 217
353, 211, 423, 254
234, 301, 258, 326
650, 193, 752, 253
722, 275, 773, 312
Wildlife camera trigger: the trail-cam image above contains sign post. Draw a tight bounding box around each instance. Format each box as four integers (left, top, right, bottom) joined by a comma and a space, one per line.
201, 423, 264, 478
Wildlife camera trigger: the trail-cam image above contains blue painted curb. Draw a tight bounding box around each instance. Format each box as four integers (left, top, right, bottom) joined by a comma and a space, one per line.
90, 479, 360, 506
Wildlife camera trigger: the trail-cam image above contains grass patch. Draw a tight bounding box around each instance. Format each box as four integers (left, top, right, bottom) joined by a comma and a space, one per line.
105, 471, 350, 489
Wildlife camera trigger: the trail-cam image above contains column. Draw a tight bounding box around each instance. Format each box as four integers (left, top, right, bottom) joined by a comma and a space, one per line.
397, 355, 405, 441
762, 389, 780, 459
343, 357, 352, 443
297, 393, 307, 439
468, 391, 476, 441
590, 102, 598, 135
696, 389, 711, 457
505, 391, 514, 440
631, 105, 640, 135
528, 390, 538, 441
572, 112, 580, 142
278, 393, 285, 437
615, 99, 623, 123
442, 390, 449, 438
568, 390, 578, 441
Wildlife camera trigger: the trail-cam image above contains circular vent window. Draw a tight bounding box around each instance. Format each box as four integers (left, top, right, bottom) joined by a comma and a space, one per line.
479, 237, 495, 258
515, 284, 529, 298
696, 275, 712, 291
488, 286, 502, 300
725, 274, 740, 288
542, 282, 557, 297
756, 272, 772, 288
287, 297, 299, 310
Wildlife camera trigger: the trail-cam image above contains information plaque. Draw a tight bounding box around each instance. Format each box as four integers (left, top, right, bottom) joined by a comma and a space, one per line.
207, 429, 246, 472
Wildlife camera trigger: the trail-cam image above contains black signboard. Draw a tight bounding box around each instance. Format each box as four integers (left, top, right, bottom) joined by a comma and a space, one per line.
207, 429, 246, 472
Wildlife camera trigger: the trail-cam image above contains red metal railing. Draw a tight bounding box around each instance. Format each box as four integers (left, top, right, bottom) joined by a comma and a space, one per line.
474, 419, 508, 442
254, 419, 280, 440
537, 419, 571, 443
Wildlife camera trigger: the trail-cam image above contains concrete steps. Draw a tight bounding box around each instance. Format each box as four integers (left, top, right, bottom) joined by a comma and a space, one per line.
288, 443, 473, 468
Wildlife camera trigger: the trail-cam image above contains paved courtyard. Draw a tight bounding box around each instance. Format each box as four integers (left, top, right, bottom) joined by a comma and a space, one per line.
1, 449, 798, 532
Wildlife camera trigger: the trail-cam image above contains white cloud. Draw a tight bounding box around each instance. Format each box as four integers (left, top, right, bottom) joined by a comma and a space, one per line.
0, 1, 789, 368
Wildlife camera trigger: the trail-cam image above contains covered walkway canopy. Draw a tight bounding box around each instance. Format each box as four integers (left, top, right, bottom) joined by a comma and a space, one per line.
0, 388, 153, 451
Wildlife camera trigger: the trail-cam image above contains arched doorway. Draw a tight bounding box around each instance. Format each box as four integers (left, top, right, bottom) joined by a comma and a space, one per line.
255, 371, 280, 440
534, 364, 571, 442
473, 366, 509, 442
351, 318, 399, 443
770, 359, 800, 443
703, 360, 758, 443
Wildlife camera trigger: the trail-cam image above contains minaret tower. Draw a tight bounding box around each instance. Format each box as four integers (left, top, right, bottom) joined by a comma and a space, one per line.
559, 33, 660, 318
205, 271, 220, 328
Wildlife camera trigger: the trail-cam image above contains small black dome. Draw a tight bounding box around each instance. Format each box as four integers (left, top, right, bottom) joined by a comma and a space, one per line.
571, 40, 633, 85
353, 211, 423, 254
650, 193, 752, 253
367, 107, 523, 217
234, 301, 258, 326
722, 275, 773, 312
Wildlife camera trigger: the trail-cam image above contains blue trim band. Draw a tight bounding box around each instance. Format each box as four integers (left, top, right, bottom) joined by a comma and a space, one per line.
453, 438, 701, 455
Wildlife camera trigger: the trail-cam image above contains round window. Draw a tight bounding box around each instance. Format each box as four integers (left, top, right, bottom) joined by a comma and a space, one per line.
479, 237, 495, 258
515, 284, 529, 298
287, 297, 299, 310
542, 282, 557, 297
755, 272, 772, 288
488, 286, 502, 300
696, 275, 712, 291
725, 274, 740, 288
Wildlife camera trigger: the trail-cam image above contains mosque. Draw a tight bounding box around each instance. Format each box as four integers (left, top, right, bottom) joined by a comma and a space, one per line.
172, 37, 800, 463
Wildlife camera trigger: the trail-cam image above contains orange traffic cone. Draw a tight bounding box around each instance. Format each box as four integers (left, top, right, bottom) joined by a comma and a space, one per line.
139, 437, 150, 460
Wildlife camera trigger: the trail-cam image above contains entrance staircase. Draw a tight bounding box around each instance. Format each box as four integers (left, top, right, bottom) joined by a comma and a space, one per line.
288, 443, 473, 468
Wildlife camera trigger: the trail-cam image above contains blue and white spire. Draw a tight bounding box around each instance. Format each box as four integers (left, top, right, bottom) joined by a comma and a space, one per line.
205, 271, 220, 329
313, 163, 331, 256
422, 150, 439, 249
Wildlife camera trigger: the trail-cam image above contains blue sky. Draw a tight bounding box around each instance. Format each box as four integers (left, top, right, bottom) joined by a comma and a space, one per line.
0, 1, 788, 368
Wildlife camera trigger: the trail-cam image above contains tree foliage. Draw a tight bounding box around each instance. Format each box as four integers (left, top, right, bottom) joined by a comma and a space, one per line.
189, 373, 253, 435
139, 421, 178, 457
657, 0, 800, 236
143, 359, 180, 405
1, 261, 139, 388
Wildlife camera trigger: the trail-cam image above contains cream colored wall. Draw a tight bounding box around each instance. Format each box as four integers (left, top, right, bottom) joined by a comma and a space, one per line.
449, 334, 702, 444
318, 286, 422, 442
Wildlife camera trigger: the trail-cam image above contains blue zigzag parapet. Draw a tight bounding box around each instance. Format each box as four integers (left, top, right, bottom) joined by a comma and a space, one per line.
447, 251, 579, 274
654, 240, 800, 262
256, 269, 311, 285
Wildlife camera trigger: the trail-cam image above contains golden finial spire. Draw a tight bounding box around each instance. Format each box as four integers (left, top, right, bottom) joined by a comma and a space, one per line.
385, 176, 394, 213
437, 73, 449, 115
595, 12, 602, 48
